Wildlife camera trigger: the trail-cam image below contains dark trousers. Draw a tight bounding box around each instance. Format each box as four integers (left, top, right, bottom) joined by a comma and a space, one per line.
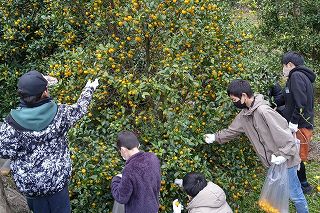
297, 161, 309, 186
27, 186, 71, 213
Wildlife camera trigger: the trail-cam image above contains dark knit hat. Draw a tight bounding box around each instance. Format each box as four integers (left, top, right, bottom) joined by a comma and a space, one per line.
17, 70, 48, 97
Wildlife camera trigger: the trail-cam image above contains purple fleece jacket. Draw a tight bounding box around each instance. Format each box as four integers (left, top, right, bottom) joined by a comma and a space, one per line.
111, 151, 161, 213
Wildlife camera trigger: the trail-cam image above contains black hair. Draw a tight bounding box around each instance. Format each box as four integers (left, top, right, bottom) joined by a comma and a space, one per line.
18, 90, 43, 106
227, 79, 253, 99
281, 51, 304, 66
182, 172, 208, 198
117, 130, 140, 150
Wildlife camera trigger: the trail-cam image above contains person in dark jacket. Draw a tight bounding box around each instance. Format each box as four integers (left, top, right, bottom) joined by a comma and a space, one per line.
0, 70, 99, 213
269, 82, 285, 115
111, 130, 161, 213
271, 51, 316, 194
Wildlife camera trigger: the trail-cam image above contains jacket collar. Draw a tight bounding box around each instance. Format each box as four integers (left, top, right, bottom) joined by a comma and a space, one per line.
19, 97, 53, 108
243, 94, 270, 116
126, 151, 144, 165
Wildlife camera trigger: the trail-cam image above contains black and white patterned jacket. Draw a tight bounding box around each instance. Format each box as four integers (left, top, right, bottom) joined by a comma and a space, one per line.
0, 86, 94, 197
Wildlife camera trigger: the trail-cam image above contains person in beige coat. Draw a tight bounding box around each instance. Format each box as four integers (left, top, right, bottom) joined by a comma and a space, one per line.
204, 79, 308, 213
173, 172, 232, 213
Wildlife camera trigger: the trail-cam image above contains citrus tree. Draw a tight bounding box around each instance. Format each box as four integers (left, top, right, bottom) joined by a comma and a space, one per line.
257, 0, 320, 78
1, 0, 269, 212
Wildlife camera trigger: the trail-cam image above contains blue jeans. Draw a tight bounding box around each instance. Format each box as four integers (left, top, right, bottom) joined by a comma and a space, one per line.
288, 166, 309, 213
26, 186, 71, 213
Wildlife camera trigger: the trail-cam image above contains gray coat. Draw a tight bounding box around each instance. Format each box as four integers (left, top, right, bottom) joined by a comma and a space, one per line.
215, 94, 300, 168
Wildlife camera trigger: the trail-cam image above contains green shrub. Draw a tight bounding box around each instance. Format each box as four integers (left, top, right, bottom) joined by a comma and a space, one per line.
0, 0, 274, 212
258, 0, 320, 56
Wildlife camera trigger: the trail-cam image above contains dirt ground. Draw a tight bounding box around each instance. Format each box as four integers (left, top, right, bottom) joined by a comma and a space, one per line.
309, 140, 320, 161
310, 92, 320, 162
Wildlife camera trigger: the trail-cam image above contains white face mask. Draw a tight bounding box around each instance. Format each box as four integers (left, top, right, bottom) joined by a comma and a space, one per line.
282, 65, 292, 77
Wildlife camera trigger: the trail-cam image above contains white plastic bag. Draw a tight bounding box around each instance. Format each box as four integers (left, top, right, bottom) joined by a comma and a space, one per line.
294, 136, 300, 155
112, 200, 125, 213
258, 163, 289, 213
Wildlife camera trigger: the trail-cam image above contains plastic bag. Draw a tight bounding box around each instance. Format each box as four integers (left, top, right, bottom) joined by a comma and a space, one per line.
258, 163, 289, 213
112, 200, 125, 213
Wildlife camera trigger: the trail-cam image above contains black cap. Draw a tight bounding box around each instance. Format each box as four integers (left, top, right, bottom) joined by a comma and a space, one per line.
17, 71, 48, 97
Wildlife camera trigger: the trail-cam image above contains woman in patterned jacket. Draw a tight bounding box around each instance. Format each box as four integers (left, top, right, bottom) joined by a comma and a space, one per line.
0, 70, 99, 213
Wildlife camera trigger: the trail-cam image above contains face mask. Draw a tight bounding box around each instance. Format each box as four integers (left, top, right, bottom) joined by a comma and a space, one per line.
282, 66, 291, 77
233, 99, 247, 109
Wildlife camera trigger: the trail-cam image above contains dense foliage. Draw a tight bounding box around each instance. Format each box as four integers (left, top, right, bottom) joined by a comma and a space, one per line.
1, 0, 318, 212
258, 0, 320, 58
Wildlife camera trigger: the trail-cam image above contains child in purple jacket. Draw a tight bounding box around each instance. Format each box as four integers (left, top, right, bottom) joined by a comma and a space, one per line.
111, 130, 161, 213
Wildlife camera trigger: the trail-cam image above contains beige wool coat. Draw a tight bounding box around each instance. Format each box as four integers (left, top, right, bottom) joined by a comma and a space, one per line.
187, 182, 233, 213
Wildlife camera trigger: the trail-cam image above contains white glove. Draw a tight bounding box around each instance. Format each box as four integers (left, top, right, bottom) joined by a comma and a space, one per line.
288, 122, 298, 133
204, 134, 215, 144
271, 154, 287, 165
116, 174, 122, 178
174, 179, 183, 187
172, 199, 182, 213
86, 78, 99, 90
43, 75, 58, 86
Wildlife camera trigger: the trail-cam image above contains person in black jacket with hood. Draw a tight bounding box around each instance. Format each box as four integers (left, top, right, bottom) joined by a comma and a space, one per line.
270, 51, 316, 194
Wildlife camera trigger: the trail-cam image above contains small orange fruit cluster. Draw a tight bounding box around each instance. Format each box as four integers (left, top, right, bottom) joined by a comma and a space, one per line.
258, 200, 280, 213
